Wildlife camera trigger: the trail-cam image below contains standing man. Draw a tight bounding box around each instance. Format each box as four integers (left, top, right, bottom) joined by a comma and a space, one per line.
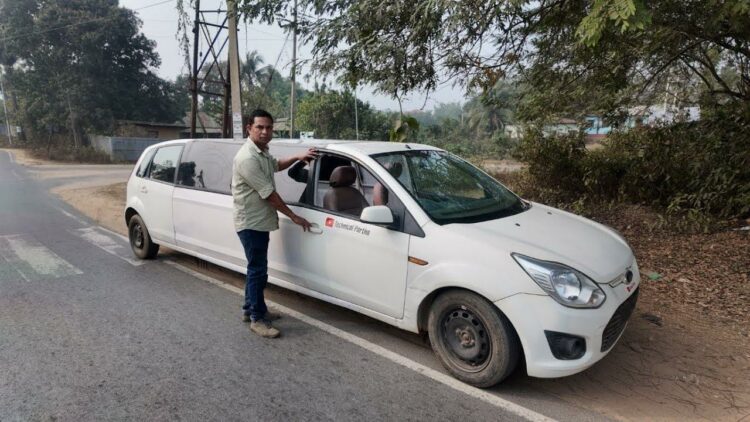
232, 109, 317, 338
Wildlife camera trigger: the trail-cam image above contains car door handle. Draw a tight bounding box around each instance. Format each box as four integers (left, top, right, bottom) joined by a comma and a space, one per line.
140, 186, 148, 194
308, 223, 323, 234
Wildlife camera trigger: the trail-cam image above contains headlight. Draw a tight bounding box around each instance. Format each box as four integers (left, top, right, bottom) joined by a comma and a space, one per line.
512, 253, 606, 308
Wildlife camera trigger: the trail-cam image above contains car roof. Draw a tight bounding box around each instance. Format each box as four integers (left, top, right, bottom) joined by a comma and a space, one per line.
162, 138, 442, 156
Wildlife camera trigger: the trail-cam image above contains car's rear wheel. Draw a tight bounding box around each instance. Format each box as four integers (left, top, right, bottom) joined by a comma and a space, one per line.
128, 214, 159, 259
428, 290, 520, 388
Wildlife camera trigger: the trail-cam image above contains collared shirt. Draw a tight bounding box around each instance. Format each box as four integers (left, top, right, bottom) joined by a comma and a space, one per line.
232, 139, 280, 232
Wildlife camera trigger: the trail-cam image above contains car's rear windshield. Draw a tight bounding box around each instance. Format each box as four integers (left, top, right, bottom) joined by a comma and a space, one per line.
372, 150, 527, 225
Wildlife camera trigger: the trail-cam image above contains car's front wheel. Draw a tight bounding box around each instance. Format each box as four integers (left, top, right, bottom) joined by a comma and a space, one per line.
427, 290, 520, 388
128, 214, 159, 259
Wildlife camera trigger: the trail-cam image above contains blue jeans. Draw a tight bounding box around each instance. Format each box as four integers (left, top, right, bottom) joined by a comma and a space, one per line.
237, 229, 270, 322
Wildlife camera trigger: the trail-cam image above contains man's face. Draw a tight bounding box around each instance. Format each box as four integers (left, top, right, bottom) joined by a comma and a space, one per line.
247, 116, 273, 146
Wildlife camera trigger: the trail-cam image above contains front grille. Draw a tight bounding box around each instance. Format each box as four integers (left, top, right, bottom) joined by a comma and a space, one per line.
601, 288, 639, 352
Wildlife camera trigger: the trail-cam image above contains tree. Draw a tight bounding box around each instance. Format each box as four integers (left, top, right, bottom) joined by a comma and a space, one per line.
0, 0, 183, 144
239, 0, 750, 121
296, 87, 389, 141
195, 51, 311, 122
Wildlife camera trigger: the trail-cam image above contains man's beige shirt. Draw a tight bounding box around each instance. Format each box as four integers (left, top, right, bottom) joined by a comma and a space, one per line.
232, 139, 280, 232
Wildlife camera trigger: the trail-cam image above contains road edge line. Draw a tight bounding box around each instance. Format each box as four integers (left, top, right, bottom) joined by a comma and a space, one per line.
162, 260, 557, 422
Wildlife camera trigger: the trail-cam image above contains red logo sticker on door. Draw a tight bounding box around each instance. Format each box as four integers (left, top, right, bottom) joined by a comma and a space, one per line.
325, 217, 334, 227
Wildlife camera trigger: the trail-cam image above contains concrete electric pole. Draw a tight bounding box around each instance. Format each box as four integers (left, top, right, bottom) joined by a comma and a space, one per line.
227, 0, 243, 141
289, 0, 297, 139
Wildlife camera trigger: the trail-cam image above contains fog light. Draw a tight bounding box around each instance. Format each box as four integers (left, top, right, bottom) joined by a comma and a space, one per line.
544, 331, 586, 360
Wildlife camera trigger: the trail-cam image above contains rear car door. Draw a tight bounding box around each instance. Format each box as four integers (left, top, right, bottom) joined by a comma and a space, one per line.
172, 141, 243, 265
138, 144, 183, 244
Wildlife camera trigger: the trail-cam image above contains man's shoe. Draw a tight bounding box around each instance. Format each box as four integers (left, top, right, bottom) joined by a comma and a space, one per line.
249, 320, 280, 338
243, 311, 281, 323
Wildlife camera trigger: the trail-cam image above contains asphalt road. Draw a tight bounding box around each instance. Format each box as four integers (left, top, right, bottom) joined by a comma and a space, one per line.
0, 151, 611, 421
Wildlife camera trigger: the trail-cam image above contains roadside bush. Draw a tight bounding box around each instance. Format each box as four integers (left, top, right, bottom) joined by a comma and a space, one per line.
514, 109, 750, 223
29, 145, 113, 164
514, 128, 586, 198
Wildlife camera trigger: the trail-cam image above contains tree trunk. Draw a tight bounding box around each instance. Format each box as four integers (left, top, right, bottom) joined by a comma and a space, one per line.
65, 93, 81, 148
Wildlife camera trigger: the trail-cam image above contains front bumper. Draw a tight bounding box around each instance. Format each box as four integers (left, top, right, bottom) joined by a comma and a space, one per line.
496, 279, 639, 378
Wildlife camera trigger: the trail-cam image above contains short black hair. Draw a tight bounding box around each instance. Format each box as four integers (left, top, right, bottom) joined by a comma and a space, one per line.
246, 109, 274, 125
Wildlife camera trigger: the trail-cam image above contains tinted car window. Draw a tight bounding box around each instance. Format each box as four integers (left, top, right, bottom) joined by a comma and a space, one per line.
135, 148, 156, 178
177, 142, 241, 194
148, 145, 183, 184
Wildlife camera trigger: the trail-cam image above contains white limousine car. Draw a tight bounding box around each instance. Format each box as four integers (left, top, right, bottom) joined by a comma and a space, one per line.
125, 138, 640, 387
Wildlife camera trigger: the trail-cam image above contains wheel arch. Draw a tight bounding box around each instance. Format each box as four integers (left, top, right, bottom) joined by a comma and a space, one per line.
125, 207, 138, 226
418, 286, 526, 385
417, 286, 522, 344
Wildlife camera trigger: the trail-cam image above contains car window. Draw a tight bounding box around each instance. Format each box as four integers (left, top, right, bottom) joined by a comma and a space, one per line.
373, 150, 526, 224
177, 142, 241, 194
315, 154, 370, 217
148, 145, 183, 184
314, 155, 355, 208
372, 153, 413, 193
277, 160, 311, 204
135, 148, 156, 178
357, 165, 380, 205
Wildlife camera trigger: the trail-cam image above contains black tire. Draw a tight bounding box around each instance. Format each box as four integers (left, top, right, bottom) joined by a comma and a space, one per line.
427, 290, 520, 388
128, 214, 159, 259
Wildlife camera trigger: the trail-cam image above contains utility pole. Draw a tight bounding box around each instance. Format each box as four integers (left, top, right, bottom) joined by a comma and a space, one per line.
188, 2, 237, 139
353, 88, 359, 141
0, 68, 12, 145
227, 0, 242, 141
0, 0, 12, 145
189, 0, 200, 138
289, 0, 297, 139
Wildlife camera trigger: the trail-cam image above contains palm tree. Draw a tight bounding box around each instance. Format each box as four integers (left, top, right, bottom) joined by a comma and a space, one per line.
464, 80, 518, 137
240, 51, 265, 90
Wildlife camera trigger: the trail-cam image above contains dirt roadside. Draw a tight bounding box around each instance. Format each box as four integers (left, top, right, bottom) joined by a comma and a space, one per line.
8, 148, 749, 421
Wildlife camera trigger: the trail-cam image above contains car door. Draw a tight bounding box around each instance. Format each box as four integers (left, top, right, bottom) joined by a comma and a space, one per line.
172, 141, 242, 265
294, 153, 410, 318
263, 146, 319, 289
138, 144, 183, 244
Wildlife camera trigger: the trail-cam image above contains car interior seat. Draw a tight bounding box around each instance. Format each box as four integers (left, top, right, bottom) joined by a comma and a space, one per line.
323, 166, 369, 216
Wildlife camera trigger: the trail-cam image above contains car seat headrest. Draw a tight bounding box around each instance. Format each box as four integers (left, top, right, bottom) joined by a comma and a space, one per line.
329, 166, 357, 187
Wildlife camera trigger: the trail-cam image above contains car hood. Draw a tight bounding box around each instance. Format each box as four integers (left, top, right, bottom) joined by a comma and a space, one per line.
450, 202, 634, 283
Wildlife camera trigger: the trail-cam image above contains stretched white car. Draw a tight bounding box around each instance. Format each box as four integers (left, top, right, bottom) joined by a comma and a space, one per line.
125, 138, 639, 387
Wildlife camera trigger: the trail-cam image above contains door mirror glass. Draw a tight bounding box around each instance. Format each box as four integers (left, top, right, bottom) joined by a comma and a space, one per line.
360, 206, 394, 225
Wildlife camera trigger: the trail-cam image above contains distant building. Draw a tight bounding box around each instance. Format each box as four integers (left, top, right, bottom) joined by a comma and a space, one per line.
113, 112, 223, 140
543, 105, 701, 142
95, 113, 225, 161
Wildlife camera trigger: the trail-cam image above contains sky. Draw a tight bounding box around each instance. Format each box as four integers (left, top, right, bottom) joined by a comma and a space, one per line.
119, 0, 466, 112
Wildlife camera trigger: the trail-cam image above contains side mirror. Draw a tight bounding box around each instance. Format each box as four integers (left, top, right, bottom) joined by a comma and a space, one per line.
360, 205, 394, 225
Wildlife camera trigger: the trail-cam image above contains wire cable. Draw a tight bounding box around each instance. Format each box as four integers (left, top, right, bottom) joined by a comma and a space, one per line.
255, 31, 290, 110
0, 0, 175, 42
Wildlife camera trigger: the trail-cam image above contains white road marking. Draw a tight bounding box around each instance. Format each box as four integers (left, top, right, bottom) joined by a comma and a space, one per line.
96, 225, 129, 242
0, 245, 29, 282
163, 260, 557, 422
0, 234, 82, 280
72, 227, 143, 266
56, 207, 88, 226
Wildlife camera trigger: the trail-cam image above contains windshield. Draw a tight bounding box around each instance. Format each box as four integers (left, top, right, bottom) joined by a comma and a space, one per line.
373, 150, 527, 224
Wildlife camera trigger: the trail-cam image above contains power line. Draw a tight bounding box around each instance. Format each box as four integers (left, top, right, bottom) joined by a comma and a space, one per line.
255, 31, 290, 110
0, 0, 175, 42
